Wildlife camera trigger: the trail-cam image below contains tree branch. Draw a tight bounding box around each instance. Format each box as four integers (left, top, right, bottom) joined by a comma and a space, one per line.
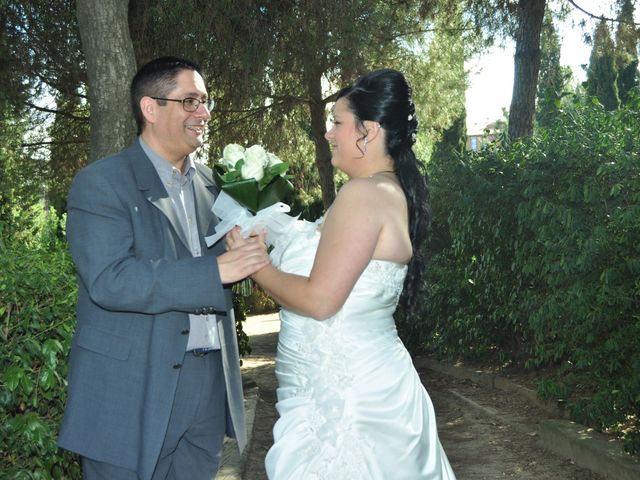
567, 0, 640, 26
21, 139, 88, 148
25, 101, 89, 121
213, 90, 339, 119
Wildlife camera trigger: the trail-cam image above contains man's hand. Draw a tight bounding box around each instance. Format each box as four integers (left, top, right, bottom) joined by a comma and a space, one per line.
218, 230, 269, 284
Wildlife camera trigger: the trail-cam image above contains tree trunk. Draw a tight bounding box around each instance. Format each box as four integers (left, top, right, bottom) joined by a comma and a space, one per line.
508, 0, 545, 141
306, 73, 336, 209
76, 0, 137, 162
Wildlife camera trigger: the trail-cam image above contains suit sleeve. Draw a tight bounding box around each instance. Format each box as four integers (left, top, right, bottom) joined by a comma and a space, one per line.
66, 164, 227, 315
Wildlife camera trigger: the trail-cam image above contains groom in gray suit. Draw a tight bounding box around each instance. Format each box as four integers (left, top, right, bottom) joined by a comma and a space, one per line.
57, 57, 269, 479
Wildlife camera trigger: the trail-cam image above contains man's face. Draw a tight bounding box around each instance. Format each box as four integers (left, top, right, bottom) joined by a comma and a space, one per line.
147, 69, 211, 164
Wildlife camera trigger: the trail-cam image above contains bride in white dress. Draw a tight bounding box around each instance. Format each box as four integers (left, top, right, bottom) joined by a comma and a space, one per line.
228, 69, 455, 479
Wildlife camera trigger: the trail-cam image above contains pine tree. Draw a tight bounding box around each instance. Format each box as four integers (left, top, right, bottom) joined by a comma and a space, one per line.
431, 112, 467, 164
586, 19, 620, 110
536, 10, 569, 128
614, 0, 639, 105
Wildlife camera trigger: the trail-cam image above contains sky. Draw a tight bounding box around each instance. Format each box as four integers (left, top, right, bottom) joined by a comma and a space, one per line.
465, 0, 622, 132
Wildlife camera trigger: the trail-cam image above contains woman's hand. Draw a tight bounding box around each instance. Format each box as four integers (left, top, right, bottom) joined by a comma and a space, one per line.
225, 226, 267, 252
218, 228, 269, 284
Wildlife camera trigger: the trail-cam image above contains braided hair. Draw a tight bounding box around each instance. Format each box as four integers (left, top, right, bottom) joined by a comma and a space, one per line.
335, 69, 430, 316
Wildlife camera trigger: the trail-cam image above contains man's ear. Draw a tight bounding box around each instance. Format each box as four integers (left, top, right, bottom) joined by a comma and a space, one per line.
140, 96, 157, 125
363, 120, 381, 141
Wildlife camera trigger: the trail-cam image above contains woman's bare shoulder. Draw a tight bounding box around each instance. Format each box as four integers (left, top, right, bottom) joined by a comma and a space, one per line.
335, 176, 398, 201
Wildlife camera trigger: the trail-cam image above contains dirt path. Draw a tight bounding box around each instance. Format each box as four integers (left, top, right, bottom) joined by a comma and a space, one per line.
239, 314, 603, 479
239, 314, 279, 480
423, 371, 602, 479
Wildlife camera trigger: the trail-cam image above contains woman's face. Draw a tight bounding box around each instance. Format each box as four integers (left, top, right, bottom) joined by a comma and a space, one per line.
325, 97, 365, 173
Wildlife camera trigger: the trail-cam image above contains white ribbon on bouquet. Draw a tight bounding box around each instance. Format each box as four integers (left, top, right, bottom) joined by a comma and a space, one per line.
205, 191, 298, 248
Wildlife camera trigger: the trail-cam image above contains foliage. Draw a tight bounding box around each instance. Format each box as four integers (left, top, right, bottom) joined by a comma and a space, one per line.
0, 106, 41, 231
2, 1, 85, 100
536, 9, 572, 129
4, 0, 481, 218
423, 94, 640, 453
2, 1, 89, 216
431, 112, 467, 166
46, 93, 89, 214
0, 205, 81, 477
585, 19, 620, 111
126, 0, 478, 208
232, 294, 251, 357
614, 0, 639, 105
405, 2, 471, 150
244, 285, 279, 316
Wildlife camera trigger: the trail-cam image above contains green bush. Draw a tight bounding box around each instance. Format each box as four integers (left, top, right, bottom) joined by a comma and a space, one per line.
233, 282, 278, 358
0, 205, 81, 478
244, 284, 278, 315
423, 97, 640, 454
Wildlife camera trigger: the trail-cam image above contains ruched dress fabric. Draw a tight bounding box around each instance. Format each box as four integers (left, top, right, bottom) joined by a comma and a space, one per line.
265, 219, 456, 480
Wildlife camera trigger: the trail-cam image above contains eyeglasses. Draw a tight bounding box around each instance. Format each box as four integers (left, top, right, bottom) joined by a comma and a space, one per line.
151, 96, 214, 112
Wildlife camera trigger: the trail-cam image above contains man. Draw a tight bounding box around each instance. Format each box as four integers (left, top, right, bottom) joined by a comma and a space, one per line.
58, 57, 269, 479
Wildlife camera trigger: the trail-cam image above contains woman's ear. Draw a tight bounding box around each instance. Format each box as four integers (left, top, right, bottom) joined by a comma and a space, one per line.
363, 121, 381, 142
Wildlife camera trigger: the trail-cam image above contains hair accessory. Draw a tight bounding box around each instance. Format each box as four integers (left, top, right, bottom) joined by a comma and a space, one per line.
408, 114, 413, 121
411, 132, 417, 143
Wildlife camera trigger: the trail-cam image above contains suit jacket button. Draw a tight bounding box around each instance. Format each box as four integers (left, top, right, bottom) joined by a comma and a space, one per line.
181, 329, 189, 335
172, 363, 182, 369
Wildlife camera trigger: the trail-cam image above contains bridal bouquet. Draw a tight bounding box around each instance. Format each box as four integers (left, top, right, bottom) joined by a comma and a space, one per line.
205, 144, 297, 296
214, 144, 293, 214
205, 143, 297, 249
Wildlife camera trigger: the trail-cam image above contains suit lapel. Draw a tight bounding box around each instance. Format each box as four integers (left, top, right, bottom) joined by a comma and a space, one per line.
193, 163, 219, 240
151, 195, 190, 250
130, 143, 190, 251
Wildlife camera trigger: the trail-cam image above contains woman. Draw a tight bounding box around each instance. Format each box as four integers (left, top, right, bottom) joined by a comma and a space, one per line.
229, 69, 455, 479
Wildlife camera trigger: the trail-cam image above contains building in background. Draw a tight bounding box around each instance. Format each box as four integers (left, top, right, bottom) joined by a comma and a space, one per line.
466, 121, 502, 151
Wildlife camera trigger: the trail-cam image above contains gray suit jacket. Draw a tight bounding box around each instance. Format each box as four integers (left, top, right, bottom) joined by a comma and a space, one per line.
58, 141, 246, 480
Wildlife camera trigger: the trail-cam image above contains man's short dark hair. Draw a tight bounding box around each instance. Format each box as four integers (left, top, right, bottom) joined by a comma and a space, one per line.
130, 56, 204, 135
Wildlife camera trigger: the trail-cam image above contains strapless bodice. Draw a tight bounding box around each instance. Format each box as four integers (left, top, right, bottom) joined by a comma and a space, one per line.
270, 219, 407, 330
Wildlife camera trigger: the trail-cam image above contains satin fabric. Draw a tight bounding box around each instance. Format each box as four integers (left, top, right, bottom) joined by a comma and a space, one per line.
265, 220, 456, 479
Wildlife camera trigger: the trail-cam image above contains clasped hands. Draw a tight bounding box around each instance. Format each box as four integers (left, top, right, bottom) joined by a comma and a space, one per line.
217, 226, 269, 284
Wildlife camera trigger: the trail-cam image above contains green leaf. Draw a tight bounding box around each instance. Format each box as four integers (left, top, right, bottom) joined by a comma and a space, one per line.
3, 365, 24, 391
214, 167, 294, 214
39, 367, 55, 391
42, 339, 63, 366
20, 372, 34, 394
259, 162, 290, 188
256, 176, 294, 211
610, 183, 622, 197
221, 178, 260, 213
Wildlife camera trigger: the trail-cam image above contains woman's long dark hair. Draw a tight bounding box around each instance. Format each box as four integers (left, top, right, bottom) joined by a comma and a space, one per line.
336, 69, 430, 316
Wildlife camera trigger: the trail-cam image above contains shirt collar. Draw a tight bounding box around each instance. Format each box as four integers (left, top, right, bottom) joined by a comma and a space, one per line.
139, 136, 196, 186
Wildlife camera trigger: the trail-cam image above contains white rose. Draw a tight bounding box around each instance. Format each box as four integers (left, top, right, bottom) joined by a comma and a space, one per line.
241, 145, 266, 181
244, 145, 269, 167
220, 144, 245, 169
266, 152, 283, 167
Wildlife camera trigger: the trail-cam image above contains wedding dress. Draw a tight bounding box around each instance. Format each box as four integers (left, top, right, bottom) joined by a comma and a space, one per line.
264, 219, 456, 480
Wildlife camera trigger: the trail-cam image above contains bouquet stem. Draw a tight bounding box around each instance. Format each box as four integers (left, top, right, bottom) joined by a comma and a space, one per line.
233, 278, 253, 297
